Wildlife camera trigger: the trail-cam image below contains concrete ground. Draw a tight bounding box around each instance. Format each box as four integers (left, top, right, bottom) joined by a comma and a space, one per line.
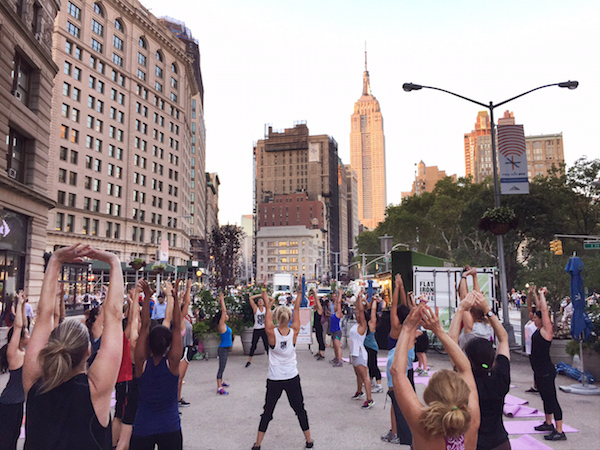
4, 332, 599, 449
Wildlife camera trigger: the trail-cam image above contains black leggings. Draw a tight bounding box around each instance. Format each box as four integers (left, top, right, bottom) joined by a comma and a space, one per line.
0, 402, 23, 450
535, 370, 562, 421
217, 347, 229, 380
258, 375, 309, 433
130, 429, 182, 450
249, 328, 269, 357
388, 390, 413, 445
366, 346, 381, 380
314, 314, 325, 352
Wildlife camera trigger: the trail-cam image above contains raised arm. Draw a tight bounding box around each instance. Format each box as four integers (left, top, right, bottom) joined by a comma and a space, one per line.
181, 279, 192, 329
7, 291, 26, 370
166, 282, 182, 375
23, 244, 90, 394
368, 296, 377, 332
217, 292, 227, 334
134, 279, 153, 378
526, 285, 537, 320
291, 289, 302, 342
466, 266, 480, 293
249, 293, 261, 313
127, 284, 140, 349
448, 291, 476, 343
335, 289, 343, 317
355, 292, 366, 334
473, 292, 509, 359
313, 290, 323, 315
86, 248, 124, 424
537, 287, 553, 341
390, 274, 402, 332
162, 280, 176, 329
263, 290, 276, 346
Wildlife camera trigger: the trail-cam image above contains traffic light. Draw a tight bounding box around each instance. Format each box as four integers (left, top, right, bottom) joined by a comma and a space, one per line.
550, 240, 557, 254
555, 240, 563, 255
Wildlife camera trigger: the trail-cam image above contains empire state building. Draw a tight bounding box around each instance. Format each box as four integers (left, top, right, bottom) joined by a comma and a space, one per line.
350, 53, 387, 230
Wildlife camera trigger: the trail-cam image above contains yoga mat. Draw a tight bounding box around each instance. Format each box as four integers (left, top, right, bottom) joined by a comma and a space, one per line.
505, 394, 528, 405
509, 435, 552, 450
504, 421, 578, 435
503, 404, 545, 418
413, 375, 431, 386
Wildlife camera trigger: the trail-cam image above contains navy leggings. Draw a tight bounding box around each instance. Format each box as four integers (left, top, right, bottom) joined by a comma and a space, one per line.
130, 429, 182, 450
217, 347, 229, 380
259, 375, 309, 433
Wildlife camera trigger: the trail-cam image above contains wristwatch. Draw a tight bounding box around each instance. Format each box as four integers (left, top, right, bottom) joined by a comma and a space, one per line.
486, 310, 494, 318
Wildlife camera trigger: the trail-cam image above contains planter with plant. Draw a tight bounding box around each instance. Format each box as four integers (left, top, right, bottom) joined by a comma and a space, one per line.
478, 206, 518, 235
564, 305, 600, 379
130, 258, 145, 271
152, 262, 166, 273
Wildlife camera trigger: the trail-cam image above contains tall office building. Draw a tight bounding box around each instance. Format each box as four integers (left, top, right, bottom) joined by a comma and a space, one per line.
47, 0, 201, 267
525, 133, 564, 180
1, 0, 60, 307
464, 111, 491, 182
345, 165, 359, 252
401, 161, 456, 198
254, 123, 339, 281
350, 53, 386, 230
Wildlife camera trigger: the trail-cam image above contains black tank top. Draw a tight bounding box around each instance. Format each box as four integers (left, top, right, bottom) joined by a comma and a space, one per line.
25, 373, 111, 449
0, 366, 24, 404
530, 329, 554, 374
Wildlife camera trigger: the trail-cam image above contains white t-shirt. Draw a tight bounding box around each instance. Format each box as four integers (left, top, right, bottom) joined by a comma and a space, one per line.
254, 306, 266, 329
268, 328, 298, 381
524, 321, 538, 355
349, 323, 368, 360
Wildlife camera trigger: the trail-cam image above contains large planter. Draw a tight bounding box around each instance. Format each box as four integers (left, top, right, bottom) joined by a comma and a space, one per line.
201, 333, 220, 359
489, 222, 511, 236
549, 339, 570, 366
241, 327, 265, 356
579, 348, 600, 380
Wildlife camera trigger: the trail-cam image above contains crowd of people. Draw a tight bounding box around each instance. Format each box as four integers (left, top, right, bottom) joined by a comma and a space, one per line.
0, 244, 571, 449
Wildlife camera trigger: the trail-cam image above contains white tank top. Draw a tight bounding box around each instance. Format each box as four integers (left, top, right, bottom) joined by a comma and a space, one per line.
268, 328, 298, 381
349, 323, 367, 359
254, 306, 266, 329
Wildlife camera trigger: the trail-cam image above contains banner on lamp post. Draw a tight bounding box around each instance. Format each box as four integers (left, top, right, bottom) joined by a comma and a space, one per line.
498, 124, 529, 194
160, 238, 169, 263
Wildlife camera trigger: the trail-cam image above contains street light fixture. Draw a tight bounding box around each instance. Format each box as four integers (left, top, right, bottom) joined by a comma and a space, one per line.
403, 80, 578, 345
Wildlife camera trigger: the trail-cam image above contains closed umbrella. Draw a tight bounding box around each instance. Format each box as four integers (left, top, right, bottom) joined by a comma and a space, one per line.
300, 276, 307, 307
367, 279, 373, 303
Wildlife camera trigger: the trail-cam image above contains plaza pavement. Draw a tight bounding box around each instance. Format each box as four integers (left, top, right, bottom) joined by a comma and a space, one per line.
3, 331, 599, 449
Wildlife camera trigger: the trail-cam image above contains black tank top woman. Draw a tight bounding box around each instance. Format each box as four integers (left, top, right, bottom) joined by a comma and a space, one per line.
530, 329, 554, 375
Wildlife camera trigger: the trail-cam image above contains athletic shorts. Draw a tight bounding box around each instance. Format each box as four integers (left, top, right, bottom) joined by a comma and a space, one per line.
351, 354, 367, 368
181, 345, 197, 363
332, 330, 342, 340
115, 379, 139, 425
415, 333, 429, 353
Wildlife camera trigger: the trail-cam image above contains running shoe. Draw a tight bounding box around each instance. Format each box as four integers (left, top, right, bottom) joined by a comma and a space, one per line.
351, 391, 365, 400
525, 387, 539, 393
333, 361, 343, 367
373, 385, 384, 393
415, 367, 423, 375
329, 358, 338, 364
217, 388, 229, 395
361, 399, 374, 410
305, 440, 314, 449
381, 431, 400, 444
544, 430, 567, 441
245, 362, 251, 368
222, 382, 230, 387
534, 422, 555, 432
316, 354, 324, 361
419, 370, 429, 377
178, 398, 190, 407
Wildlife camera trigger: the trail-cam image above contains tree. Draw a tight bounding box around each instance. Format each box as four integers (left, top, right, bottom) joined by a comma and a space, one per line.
208, 225, 243, 289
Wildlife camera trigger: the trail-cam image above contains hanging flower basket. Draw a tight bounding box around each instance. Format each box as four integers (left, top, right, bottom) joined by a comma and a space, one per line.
130, 259, 145, 271
152, 262, 166, 273
478, 206, 518, 236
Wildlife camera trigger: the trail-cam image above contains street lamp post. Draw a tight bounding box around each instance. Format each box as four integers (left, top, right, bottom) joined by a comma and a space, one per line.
403, 80, 578, 345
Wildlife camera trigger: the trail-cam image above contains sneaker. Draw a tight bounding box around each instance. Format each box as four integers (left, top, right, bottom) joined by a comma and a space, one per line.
306, 441, 314, 449
222, 382, 230, 387
329, 358, 338, 364
534, 422, 555, 432
333, 361, 343, 367
381, 431, 400, 444
316, 354, 324, 361
245, 361, 251, 368
419, 370, 429, 377
217, 388, 229, 396
415, 367, 423, 375
544, 430, 567, 441
252, 445, 261, 450
373, 385, 384, 393
351, 391, 365, 400
178, 398, 190, 407
525, 387, 539, 393
361, 399, 374, 410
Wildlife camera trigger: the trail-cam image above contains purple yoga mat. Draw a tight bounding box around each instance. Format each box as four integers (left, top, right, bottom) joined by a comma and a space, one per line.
503, 404, 545, 418
504, 421, 578, 435
509, 435, 553, 450
505, 394, 528, 405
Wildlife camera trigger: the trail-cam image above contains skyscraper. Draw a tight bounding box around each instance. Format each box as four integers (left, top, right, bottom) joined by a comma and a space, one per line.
350, 52, 386, 230
464, 111, 491, 182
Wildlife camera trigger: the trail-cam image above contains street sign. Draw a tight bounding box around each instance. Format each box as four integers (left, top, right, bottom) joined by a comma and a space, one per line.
584, 242, 600, 250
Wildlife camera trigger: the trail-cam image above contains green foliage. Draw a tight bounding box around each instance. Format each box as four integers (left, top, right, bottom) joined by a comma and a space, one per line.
482, 206, 516, 223
208, 225, 244, 288
565, 305, 600, 355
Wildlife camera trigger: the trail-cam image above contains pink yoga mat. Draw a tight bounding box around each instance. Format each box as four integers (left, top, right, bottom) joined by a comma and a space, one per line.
509, 435, 552, 450
503, 404, 545, 418
504, 421, 578, 435
504, 394, 528, 405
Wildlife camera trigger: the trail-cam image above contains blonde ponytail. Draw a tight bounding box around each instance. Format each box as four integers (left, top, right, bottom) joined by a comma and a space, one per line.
421, 370, 471, 438
37, 320, 89, 393
274, 306, 291, 326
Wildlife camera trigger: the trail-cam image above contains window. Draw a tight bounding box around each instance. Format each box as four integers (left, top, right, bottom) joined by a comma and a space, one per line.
67, 22, 80, 38
92, 199, 100, 212
11, 54, 33, 107
137, 69, 146, 81
67, 2, 81, 20
88, 96, 95, 109
63, 82, 70, 97
112, 53, 123, 67
118, 93, 125, 105
171, 77, 177, 89
91, 19, 104, 37
70, 150, 78, 164
138, 52, 146, 66
82, 217, 90, 235
69, 171, 77, 186
74, 46, 82, 60
170, 93, 177, 103
66, 215, 75, 232
90, 56, 97, 69
139, 37, 147, 49
115, 19, 124, 32
61, 103, 69, 118
60, 147, 68, 161
171, 63, 178, 74
156, 50, 163, 62
97, 80, 104, 94
71, 108, 80, 122
113, 35, 123, 51
58, 168, 67, 183
72, 87, 81, 101
91, 38, 103, 53
93, 179, 101, 192
89, 76, 96, 89
155, 65, 163, 78
6, 128, 28, 183
95, 139, 102, 152
70, 129, 79, 143
155, 81, 162, 92
73, 67, 81, 80
57, 191, 66, 204
96, 100, 104, 113
98, 61, 105, 74
93, 2, 103, 16
55, 213, 64, 231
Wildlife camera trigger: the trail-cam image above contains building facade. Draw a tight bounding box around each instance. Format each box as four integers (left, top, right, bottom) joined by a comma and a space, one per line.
525, 133, 564, 180
46, 0, 200, 267
255, 225, 325, 283
349, 56, 386, 230
345, 164, 359, 252
254, 123, 339, 280
401, 160, 456, 198
1, 0, 61, 309
464, 111, 491, 182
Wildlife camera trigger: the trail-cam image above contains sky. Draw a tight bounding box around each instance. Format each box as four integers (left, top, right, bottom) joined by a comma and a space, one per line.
142, 0, 600, 226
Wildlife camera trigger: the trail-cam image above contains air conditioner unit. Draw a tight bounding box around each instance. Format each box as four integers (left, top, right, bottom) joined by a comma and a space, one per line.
13, 90, 22, 100
35, 32, 42, 42
7, 168, 17, 179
